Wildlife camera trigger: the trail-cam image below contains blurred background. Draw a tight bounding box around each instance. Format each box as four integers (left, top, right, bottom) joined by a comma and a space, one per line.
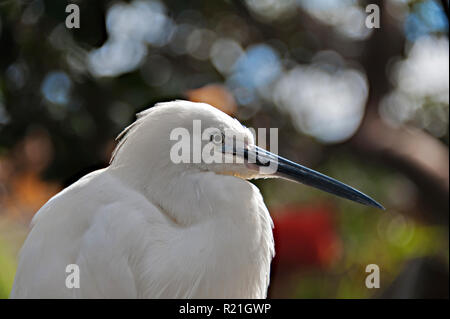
0, 0, 448, 298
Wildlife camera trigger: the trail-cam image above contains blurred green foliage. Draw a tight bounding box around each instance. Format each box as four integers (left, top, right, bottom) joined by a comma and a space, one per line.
0, 239, 16, 299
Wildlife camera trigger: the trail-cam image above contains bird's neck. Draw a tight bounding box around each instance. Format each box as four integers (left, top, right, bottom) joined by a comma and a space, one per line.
109, 164, 235, 225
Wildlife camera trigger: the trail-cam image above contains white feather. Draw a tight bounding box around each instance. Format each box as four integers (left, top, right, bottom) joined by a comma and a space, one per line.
11, 100, 274, 298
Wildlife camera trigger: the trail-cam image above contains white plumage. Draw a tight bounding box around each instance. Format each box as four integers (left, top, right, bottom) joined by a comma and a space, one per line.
11, 100, 382, 299
11, 101, 274, 298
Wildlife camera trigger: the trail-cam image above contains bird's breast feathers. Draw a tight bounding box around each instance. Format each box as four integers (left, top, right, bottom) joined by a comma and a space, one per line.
11, 169, 274, 298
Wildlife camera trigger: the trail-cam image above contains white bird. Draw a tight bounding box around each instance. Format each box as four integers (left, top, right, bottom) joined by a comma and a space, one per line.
10, 100, 382, 299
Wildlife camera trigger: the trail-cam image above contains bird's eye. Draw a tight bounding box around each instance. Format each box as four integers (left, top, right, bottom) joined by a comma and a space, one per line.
210, 133, 223, 145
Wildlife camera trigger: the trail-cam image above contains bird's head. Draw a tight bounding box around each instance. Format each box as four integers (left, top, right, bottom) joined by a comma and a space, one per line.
110, 100, 383, 209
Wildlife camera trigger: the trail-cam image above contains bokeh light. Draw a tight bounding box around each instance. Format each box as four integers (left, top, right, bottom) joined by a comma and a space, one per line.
274, 51, 368, 143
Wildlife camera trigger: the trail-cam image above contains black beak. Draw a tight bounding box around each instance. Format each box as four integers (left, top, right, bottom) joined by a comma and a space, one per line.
243, 145, 384, 210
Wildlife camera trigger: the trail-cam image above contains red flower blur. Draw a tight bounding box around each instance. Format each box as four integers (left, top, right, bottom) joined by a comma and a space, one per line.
271, 204, 342, 271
